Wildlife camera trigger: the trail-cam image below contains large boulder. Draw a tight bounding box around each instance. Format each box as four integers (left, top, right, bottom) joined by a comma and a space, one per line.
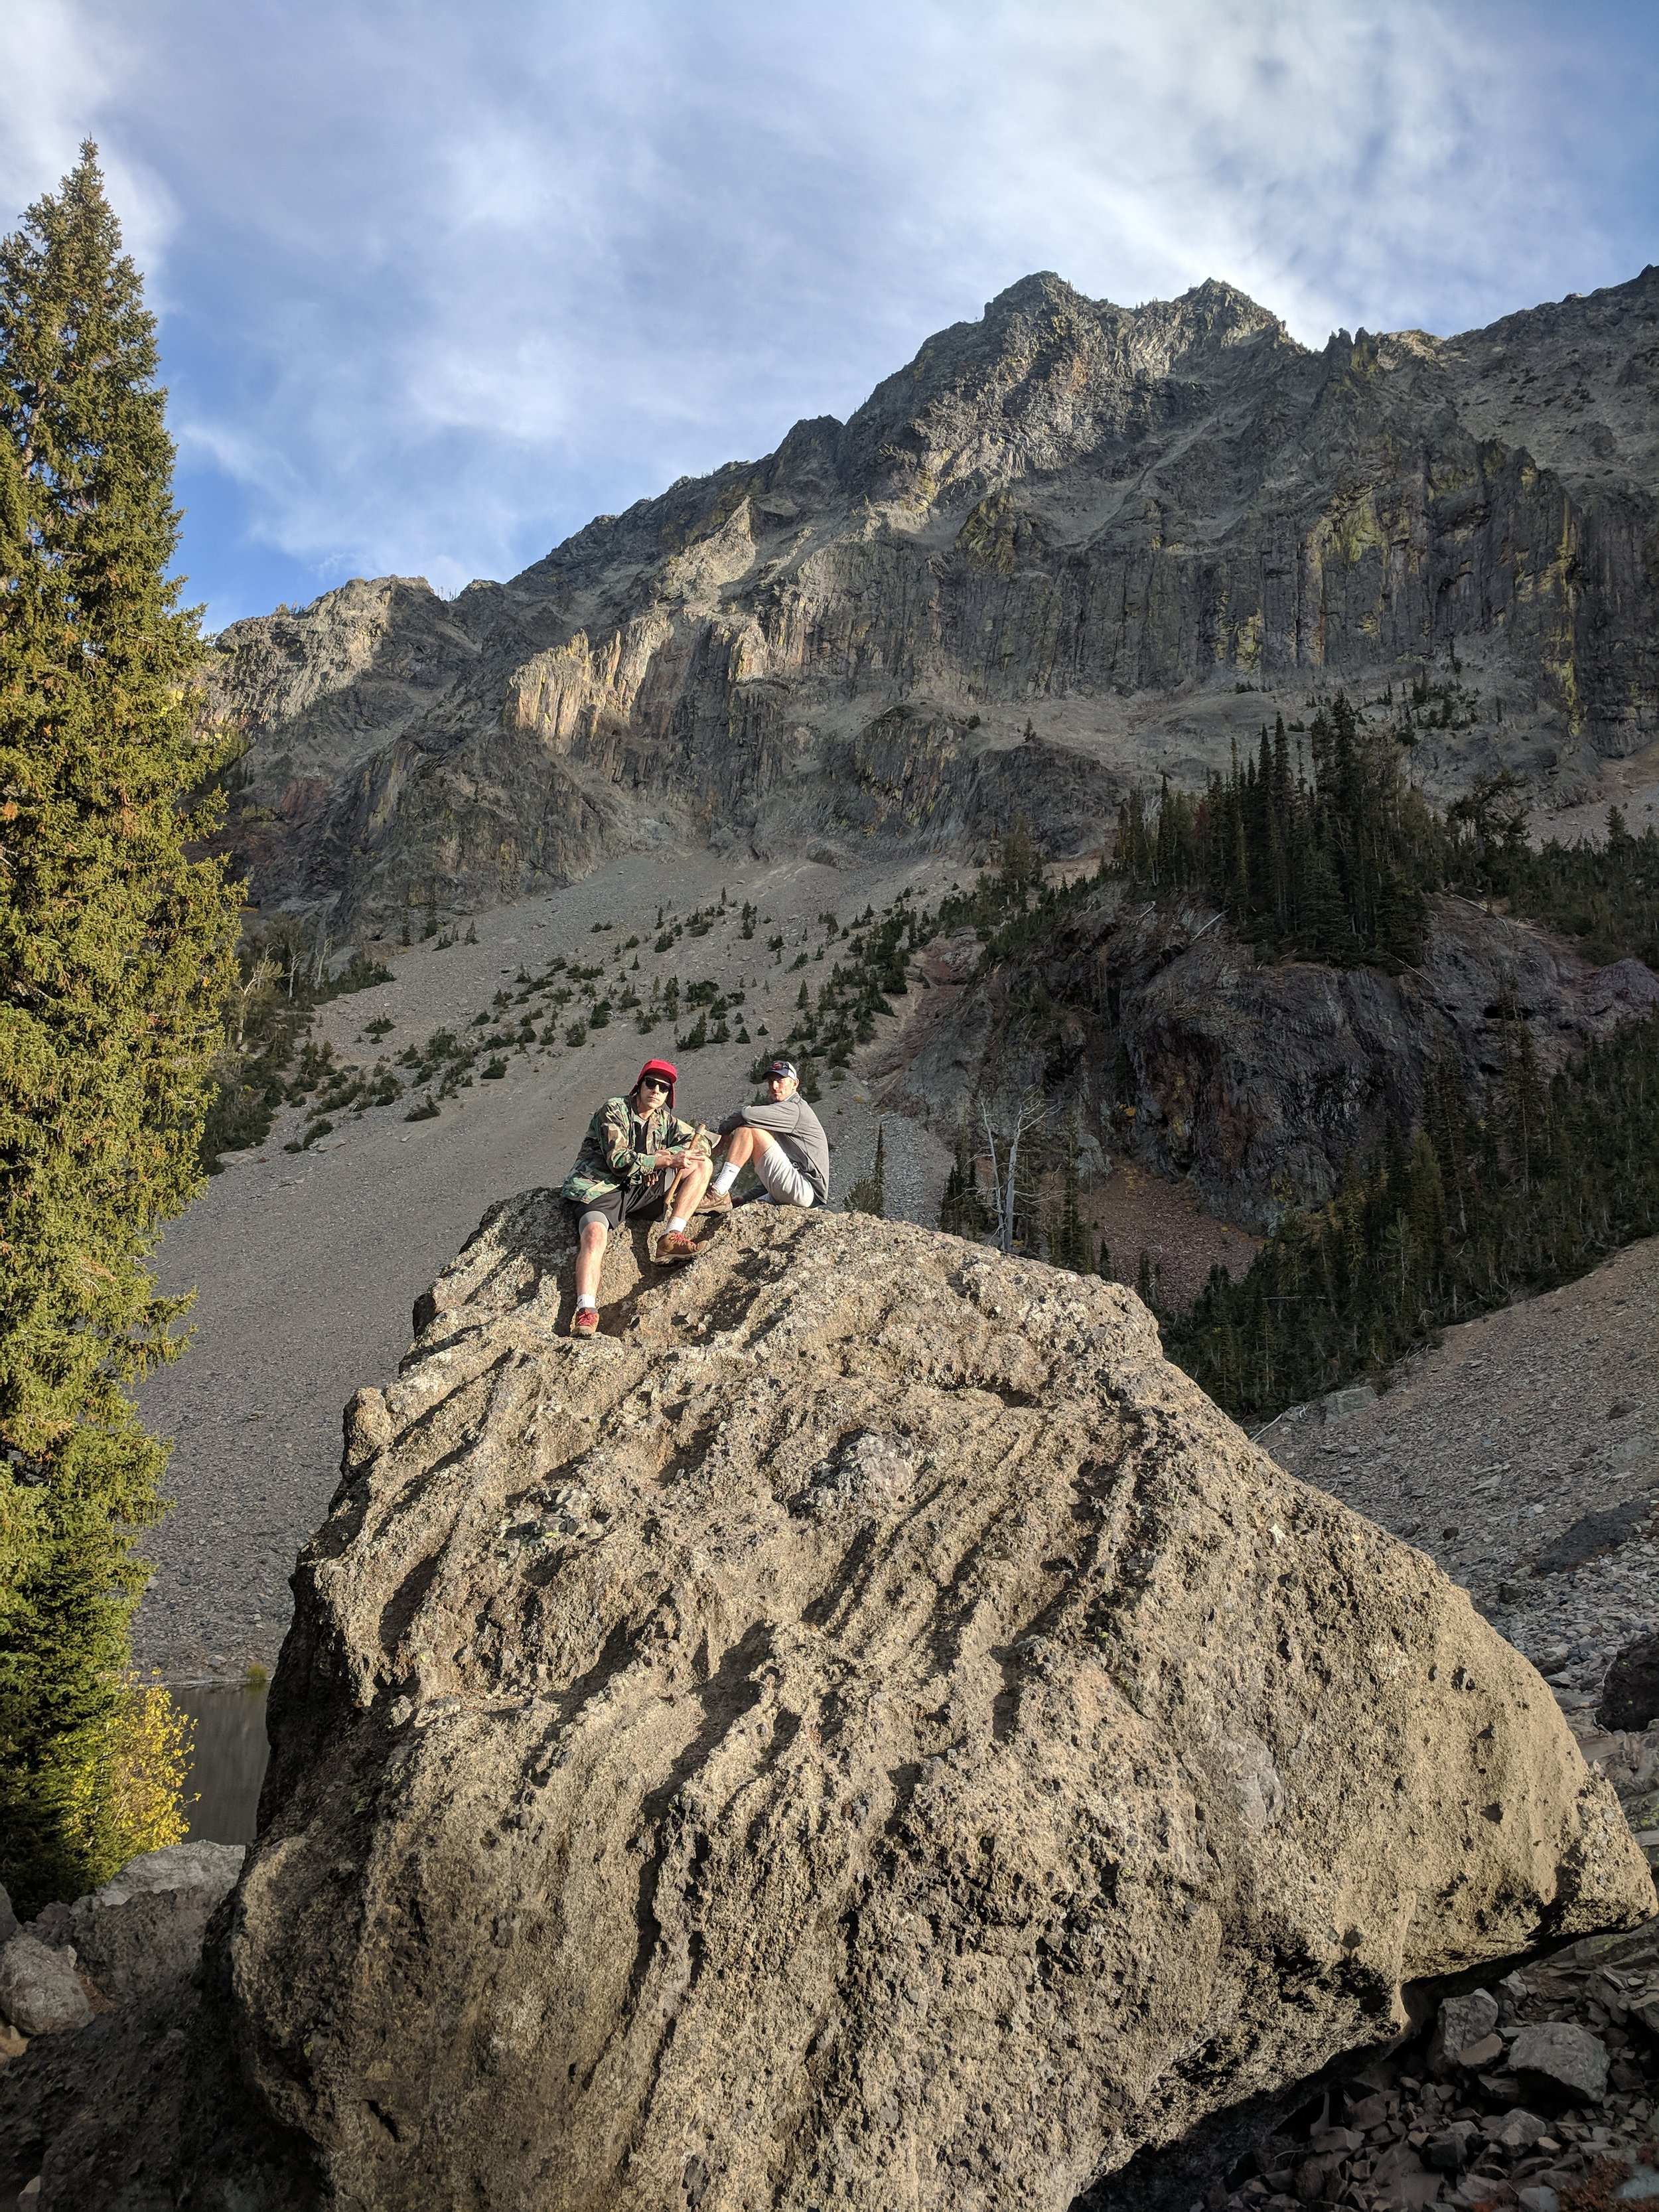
222, 1198, 1649, 2211
67, 1842, 247, 2004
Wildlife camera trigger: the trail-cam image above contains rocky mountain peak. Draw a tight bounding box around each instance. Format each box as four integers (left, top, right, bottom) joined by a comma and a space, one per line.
206, 261, 1659, 936
841, 269, 1291, 505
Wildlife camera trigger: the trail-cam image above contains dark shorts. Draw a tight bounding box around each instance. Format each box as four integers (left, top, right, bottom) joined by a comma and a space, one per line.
567, 1174, 670, 1233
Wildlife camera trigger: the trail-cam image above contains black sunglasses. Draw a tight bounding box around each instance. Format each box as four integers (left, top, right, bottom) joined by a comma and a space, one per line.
638, 1077, 670, 1092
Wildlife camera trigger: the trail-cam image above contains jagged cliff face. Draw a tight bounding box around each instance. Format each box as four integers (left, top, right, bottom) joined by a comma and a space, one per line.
206, 267, 1659, 932
872, 893, 1659, 1228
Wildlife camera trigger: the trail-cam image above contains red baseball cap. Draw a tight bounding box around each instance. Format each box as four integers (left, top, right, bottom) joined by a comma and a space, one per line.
636, 1059, 679, 1108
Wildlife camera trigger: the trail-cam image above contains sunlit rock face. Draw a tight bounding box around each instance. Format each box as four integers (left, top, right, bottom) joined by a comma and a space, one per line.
220, 1197, 1651, 2211
206, 267, 1659, 931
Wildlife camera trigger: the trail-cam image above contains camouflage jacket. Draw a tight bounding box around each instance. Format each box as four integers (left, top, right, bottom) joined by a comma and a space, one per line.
561, 1096, 703, 1204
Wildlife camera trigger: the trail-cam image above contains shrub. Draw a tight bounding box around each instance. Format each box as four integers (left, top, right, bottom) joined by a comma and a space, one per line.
94, 1674, 195, 1865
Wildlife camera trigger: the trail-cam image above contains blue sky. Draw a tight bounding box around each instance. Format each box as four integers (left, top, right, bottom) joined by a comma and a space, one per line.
3, 0, 1656, 630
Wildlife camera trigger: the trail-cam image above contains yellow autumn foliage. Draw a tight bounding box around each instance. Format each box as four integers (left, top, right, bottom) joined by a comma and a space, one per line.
64, 1673, 197, 1874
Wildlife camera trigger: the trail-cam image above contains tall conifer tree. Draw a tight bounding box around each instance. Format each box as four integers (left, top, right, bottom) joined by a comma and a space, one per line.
0, 146, 240, 1907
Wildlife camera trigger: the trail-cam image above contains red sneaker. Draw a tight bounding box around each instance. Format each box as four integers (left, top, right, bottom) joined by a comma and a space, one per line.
654, 1229, 699, 1263
569, 1305, 599, 1337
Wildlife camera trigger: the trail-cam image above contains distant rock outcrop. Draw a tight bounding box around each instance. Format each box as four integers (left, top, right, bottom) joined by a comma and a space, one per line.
874, 887, 1659, 1224
205, 267, 1659, 932
55, 1199, 1619, 2209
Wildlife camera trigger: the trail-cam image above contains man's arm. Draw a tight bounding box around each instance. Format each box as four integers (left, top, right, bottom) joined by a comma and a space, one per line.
719, 1099, 804, 1138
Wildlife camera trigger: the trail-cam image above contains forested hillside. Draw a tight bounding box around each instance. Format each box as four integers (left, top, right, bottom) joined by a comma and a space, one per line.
1163, 1007, 1659, 1421
1114, 691, 1659, 973
796, 723, 1659, 1420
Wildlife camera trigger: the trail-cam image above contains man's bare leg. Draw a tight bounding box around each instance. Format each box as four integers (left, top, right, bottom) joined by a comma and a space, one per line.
665, 1153, 713, 1225
718, 1124, 775, 1175
573, 1217, 608, 1305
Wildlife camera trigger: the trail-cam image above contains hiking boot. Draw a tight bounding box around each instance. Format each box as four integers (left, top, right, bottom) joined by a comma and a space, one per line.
694, 1188, 733, 1215
654, 1229, 699, 1263
569, 1305, 599, 1337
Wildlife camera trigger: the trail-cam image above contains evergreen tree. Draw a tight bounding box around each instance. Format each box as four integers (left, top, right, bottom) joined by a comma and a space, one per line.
845, 1123, 887, 1217
1114, 790, 1153, 881
997, 818, 1042, 905
1047, 1124, 1092, 1272
938, 1120, 989, 1239
0, 147, 240, 1908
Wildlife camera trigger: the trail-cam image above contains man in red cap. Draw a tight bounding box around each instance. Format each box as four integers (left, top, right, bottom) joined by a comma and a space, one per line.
559, 1059, 712, 1335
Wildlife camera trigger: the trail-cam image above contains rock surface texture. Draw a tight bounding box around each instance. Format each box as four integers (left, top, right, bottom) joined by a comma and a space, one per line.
204, 267, 1659, 932
204, 1199, 1654, 2211
64, 1841, 246, 2004
1269, 1236, 1658, 1700
0, 1937, 90, 2039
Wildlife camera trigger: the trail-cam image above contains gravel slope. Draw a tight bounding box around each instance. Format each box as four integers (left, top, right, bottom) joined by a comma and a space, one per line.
1271, 1238, 1658, 1708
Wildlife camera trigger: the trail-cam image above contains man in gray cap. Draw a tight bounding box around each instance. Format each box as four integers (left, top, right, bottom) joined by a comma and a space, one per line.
703, 1059, 830, 1211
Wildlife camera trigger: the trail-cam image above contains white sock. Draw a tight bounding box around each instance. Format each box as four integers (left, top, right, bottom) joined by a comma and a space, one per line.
576, 1293, 596, 1311
713, 1161, 739, 1195
668, 1215, 688, 1235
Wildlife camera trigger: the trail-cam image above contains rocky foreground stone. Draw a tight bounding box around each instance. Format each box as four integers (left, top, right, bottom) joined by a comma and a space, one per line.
1185, 1913, 1659, 2212
0, 1841, 246, 2046
6, 1204, 1654, 2208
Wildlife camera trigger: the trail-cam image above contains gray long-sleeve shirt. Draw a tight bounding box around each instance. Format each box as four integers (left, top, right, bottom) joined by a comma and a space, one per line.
719, 1096, 831, 1203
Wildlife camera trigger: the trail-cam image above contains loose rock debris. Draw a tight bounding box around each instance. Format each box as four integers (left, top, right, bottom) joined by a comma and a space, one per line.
1189, 1913, 1659, 2212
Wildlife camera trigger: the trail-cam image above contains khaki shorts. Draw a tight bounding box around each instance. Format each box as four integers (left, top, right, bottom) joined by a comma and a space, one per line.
754, 1142, 817, 1208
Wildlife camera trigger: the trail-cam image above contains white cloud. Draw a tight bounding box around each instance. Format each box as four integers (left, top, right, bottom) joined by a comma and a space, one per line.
0, 1, 179, 291
1, 0, 1654, 623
